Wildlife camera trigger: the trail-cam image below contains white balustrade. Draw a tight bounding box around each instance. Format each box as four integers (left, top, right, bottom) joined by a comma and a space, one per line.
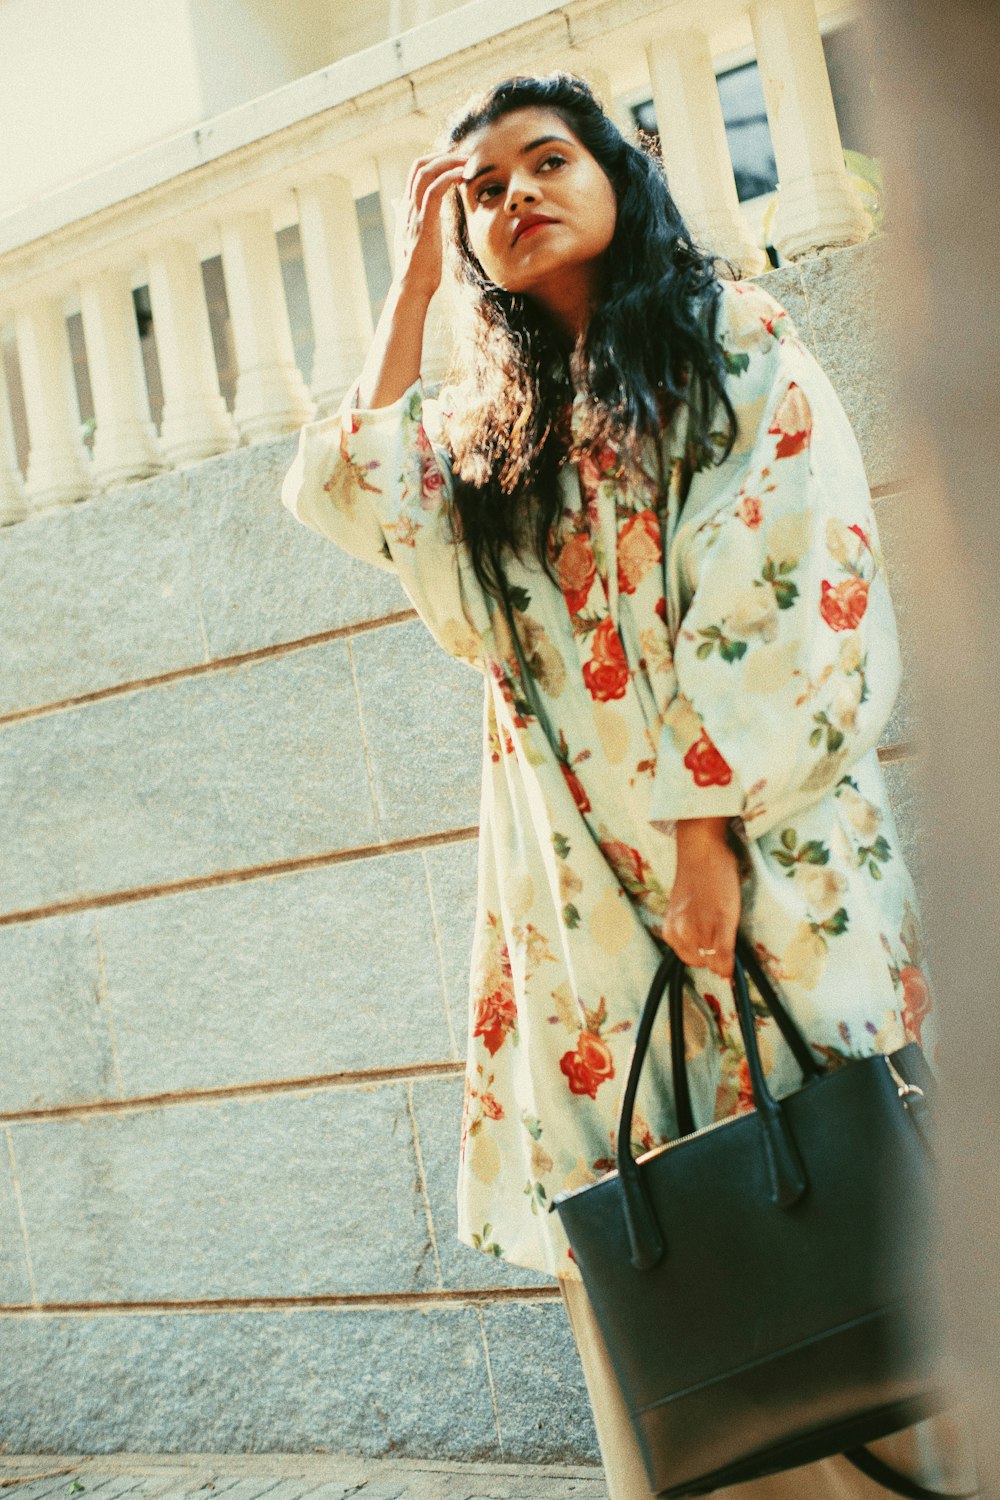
79, 267, 163, 488
296, 174, 374, 412
219, 210, 315, 442
750, 0, 872, 259
15, 297, 92, 513
647, 29, 769, 277
0, 0, 870, 523
146, 240, 239, 466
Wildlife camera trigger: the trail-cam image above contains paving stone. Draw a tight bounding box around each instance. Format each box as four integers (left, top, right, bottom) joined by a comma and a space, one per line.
0, 909, 118, 1114
0, 1306, 500, 1459
0, 1459, 607, 1500
10, 1085, 435, 1301
98, 850, 453, 1099
185, 437, 407, 661
350, 619, 483, 842
0, 644, 377, 915
0, 471, 204, 715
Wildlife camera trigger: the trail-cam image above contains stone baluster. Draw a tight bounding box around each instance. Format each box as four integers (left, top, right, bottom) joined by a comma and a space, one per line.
647, 29, 768, 277
219, 209, 315, 442
749, 0, 872, 259
146, 239, 239, 466
376, 145, 454, 388
0, 350, 27, 525
15, 297, 92, 512
295, 174, 374, 413
79, 266, 163, 488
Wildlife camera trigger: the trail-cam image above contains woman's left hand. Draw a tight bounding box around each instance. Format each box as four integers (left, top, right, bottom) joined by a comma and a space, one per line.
660, 817, 742, 980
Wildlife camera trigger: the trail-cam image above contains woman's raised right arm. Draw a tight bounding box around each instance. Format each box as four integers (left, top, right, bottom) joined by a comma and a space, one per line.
280, 151, 488, 666
357, 151, 468, 409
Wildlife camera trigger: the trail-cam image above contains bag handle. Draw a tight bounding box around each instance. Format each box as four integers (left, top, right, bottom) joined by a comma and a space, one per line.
669, 937, 825, 1136
615, 938, 815, 1272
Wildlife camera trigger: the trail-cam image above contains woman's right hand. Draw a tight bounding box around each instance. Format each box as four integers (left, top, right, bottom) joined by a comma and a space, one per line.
392, 152, 469, 298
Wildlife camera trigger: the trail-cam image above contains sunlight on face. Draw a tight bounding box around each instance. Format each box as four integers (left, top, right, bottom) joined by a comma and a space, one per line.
458, 106, 618, 303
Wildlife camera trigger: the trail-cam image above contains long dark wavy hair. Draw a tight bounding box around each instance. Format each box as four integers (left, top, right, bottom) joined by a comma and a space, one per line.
438, 72, 739, 600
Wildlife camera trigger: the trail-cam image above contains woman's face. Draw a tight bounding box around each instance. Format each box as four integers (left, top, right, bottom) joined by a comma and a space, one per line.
456, 106, 618, 299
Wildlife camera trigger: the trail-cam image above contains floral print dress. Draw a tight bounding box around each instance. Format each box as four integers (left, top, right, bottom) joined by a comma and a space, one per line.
281, 278, 933, 1282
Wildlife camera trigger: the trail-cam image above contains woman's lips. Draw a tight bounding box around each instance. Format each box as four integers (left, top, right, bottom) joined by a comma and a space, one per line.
514, 220, 556, 243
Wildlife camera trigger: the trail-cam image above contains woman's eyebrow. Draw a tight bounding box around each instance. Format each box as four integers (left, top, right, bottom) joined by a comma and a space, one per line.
462, 135, 573, 185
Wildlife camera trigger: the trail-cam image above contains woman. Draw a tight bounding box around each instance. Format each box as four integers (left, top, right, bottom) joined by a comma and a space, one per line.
282, 71, 976, 1500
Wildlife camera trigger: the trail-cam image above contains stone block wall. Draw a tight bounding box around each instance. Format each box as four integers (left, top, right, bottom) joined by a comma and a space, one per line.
0, 237, 917, 1459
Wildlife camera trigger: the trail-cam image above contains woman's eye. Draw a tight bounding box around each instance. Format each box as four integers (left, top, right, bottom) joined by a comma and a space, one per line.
474, 154, 567, 203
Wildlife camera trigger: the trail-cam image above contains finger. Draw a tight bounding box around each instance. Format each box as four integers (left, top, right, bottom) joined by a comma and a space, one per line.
409, 155, 469, 205
405, 152, 465, 195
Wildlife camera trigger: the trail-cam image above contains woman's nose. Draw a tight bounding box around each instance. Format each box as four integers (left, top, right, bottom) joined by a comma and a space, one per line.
505, 178, 538, 213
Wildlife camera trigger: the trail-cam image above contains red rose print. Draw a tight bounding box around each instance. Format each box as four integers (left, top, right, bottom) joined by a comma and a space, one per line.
560, 1031, 615, 1099
583, 616, 630, 702
479, 1091, 504, 1121
703, 992, 726, 1041
558, 532, 598, 616
820, 577, 869, 632
900, 965, 932, 1047
683, 730, 734, 788
561, 762, 591, 815
617, 509, 662, 595
769, 383, 812, 459
473, 984, 517, 1056
421, 460, 445, 507
737, 495, 763, 529
736, 1056, 755, 1113
598, 838, 648, 891
654, 595, 667, 624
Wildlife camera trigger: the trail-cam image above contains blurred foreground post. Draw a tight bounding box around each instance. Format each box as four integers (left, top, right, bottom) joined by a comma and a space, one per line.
861, 3, 1000, 1492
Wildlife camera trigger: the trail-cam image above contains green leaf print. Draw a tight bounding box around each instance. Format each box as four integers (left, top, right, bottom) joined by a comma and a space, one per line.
697, 625, 747, 663
816, 907, 849, 937
523, 1180, 548, 1215
772, 832, 831, 873
855, 834, 893, 878
508, 584, 531, 613
812, 711, 845, 753
722, 349, 751, 377
563, 903, 581, 929
761, 556, 800, 609
521, 1111, 543, 1141
471, 1224, 504, 1257
552, 831, 571, 860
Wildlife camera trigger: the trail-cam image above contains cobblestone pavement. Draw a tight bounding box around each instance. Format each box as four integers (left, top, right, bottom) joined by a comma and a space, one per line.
0, 1453, 609, 1500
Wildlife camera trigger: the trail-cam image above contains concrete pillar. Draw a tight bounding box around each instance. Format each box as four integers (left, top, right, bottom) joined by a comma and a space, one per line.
0, 350, 26, 525
750, 0, 873, 258
647, 28, 768, 276
79, 267, 163, 488
15, 296, 92, 512
296, 174, 374, 413
146, 239, 238, 466
219, 209, 315, 442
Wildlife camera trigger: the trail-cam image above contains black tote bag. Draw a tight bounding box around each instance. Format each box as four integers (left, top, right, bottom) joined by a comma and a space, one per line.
552, 938, 972, 1498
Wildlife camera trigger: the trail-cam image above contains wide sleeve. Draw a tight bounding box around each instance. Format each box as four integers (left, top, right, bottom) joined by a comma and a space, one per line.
280, 377, 485, 667
649, 286, 902, 841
